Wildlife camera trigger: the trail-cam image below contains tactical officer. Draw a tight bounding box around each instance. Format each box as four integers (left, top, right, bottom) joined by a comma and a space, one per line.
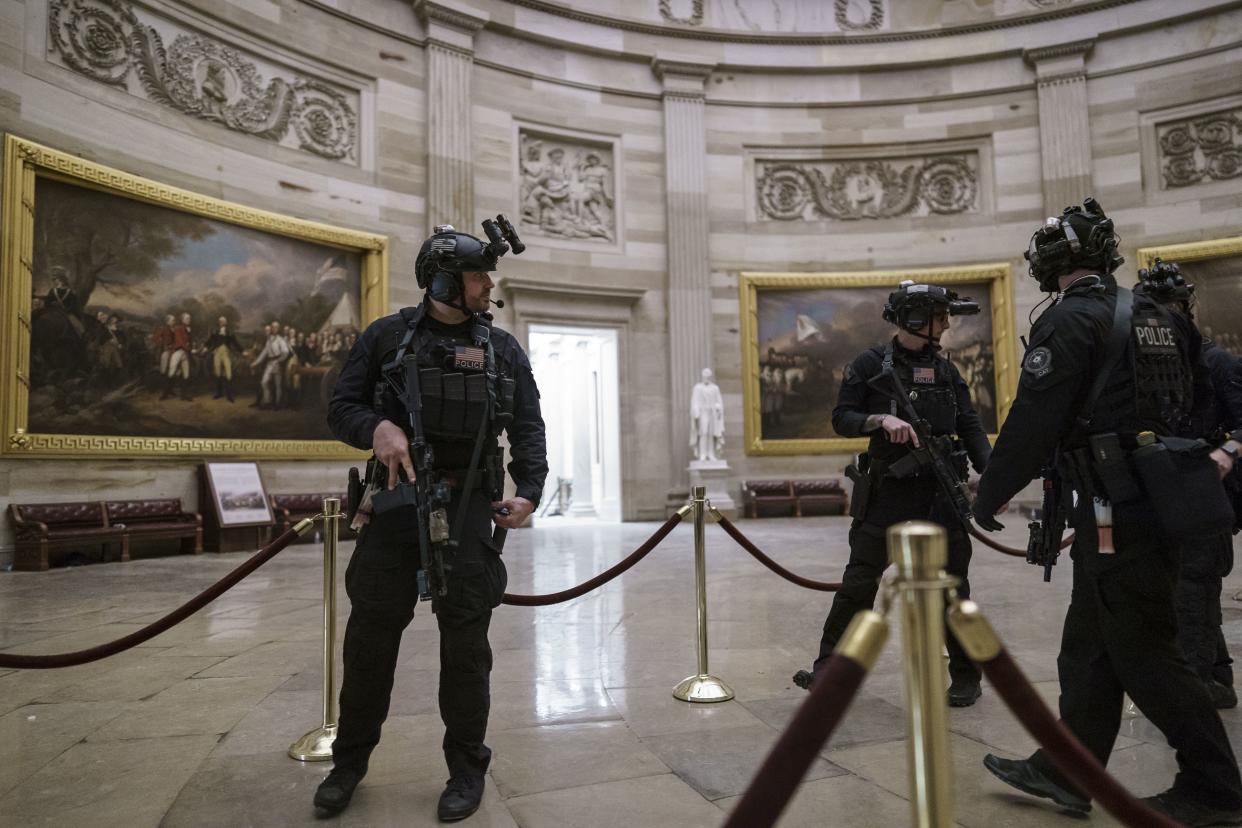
1138, 259, 1240, 710
974, 199, 1242, 826
793, 281, 991, 707
314, 218, 547, 821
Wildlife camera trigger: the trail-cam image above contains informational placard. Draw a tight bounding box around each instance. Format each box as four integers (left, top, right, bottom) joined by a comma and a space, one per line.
203, 462, 273, 527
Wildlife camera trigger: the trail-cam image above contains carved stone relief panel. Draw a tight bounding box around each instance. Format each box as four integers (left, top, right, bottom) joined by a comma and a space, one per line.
47, 0, 359, 163
755, 153, 979, 221
519, 128, 617, 244
834, 0, 885, 31
659, 0, 704, 26
1156, 107, 1242, 188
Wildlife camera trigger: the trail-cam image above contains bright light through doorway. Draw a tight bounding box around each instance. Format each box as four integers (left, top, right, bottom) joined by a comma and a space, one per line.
527, 325, 621, 524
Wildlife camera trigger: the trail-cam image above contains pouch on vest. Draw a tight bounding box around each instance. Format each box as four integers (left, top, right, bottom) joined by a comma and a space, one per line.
1132, 435, 1234, 538
442, 373, 466, 438
464, 373, 488, 434
845, 453, 872, 521
421, 368, 443, 433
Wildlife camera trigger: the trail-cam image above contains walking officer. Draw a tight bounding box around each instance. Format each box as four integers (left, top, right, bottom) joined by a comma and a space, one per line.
974, 198, 1242, 826
1137, 259, 1240, 710
793, 281, 991, 707
314, 217, 548, 821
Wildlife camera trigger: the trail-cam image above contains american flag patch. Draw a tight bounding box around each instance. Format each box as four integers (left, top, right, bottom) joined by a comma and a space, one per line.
912, 366, 935, 384
454, 345, 485, 370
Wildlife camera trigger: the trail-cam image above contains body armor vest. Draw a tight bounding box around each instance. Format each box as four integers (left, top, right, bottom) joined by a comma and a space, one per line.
1089, 292, 1192, 438
882, 343, 959, 436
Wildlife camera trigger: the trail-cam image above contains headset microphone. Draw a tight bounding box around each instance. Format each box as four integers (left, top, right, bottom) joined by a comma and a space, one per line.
489, 298, 505, 309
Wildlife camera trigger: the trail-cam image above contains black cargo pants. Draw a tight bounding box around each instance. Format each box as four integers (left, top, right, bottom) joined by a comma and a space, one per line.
1175, 533, 1235, 687
332, 490, 507, 779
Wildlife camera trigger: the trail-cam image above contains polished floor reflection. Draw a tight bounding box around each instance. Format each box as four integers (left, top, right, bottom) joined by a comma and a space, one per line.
2, 516, 1241, 826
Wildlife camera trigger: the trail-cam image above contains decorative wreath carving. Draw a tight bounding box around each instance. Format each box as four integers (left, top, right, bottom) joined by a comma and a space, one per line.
834, 0, 884, 32
756, 154, 978, 221
1157, 109, 1242, 188
658, 0, 704, 26
48, 0, 358, 162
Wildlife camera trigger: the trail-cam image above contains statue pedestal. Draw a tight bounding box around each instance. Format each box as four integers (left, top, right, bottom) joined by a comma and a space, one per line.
688, 459, 736, 519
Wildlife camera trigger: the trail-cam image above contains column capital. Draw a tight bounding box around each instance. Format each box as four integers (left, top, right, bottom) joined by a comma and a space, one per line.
415, 0, 488, 52
652, 56, 715, 98
1023, 38, 1094, 82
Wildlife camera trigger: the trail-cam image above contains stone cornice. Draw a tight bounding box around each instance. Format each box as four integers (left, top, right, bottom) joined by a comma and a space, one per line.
1023, 38, 1096, 66
651, 57, 715, 81
413, 0, 487, 35
498, 276, 646, 307
501, 0, 1142, 46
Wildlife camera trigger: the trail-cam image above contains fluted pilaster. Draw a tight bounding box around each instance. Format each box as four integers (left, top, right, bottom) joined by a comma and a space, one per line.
654, 57, 714, 488
416, 1, 487, 232
1025, 40, 1094, 215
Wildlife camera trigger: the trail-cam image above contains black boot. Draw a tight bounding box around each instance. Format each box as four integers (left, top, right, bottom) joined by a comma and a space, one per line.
983, 754, 1091, 813
437, 775, 484, 822
792, 669, 814, 691
313, 765, 365, 814
1142, 789, 1242, 827
947, 677, 982, 707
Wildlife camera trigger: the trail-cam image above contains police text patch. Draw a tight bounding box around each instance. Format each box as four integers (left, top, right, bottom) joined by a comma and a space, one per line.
1023, 346, 1053, 378
454, 345, 485, 371
912, 366, 936, 384
1135, 320, 1178, 355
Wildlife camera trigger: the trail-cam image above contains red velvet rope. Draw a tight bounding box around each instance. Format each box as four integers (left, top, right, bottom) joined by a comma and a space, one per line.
501, 511, 684, 606
722, 653, 869, 828
967, 522, 1075, 558
979, 647, 1179, 827
0, 524, 306, 670
715, 514, 842, 591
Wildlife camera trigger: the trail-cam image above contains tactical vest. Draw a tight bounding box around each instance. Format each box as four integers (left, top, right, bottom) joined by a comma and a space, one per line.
882, 343, 959, 436
1089, 291, 1192, 438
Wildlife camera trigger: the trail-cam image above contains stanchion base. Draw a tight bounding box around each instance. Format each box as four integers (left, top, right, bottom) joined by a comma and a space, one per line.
673, 674, 734, 703
288, 723, 337, 762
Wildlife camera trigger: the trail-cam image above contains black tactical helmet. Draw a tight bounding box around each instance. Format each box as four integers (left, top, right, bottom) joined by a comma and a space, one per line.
1025, 196, 1124, 292
883, 281, 980, 333
1137, 258, 1194, 304
414, 215, 524, 305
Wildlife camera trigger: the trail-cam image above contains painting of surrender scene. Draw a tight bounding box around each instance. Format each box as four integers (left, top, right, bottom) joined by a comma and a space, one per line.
748, 275, 1004, 449
27, 176, 363, 442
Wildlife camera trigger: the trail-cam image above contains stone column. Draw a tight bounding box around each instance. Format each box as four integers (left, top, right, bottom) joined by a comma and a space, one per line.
415, 1, 487, 233
653, 57, 715, 491
1024, 39, 1095, 215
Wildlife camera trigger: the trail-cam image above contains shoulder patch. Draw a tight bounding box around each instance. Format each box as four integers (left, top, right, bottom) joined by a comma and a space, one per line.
1023, 346, 1053, 378
843, 363, 856, 382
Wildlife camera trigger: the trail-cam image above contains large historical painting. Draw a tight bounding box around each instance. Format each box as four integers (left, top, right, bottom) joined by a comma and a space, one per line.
1138, 236, 1242, 356
740, 265, 1017, 455
1, 136, 387, 458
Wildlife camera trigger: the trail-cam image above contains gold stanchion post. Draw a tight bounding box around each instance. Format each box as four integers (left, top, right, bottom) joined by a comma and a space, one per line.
673, 486, 734, 703
890, 521, 955, 828
289, 497, 341, 761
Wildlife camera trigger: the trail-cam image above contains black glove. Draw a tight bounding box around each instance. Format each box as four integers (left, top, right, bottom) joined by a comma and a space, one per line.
974, 511, 1005, 532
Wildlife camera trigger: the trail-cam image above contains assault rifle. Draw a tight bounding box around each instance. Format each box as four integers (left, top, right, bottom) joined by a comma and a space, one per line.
370, 354, 451, 605
1026, 463, 1065, 582
869, 367, 975, 526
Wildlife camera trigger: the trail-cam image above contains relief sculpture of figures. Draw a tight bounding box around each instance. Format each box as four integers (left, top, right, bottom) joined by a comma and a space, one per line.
520, 133, 616, 242
690, 367, 725, 462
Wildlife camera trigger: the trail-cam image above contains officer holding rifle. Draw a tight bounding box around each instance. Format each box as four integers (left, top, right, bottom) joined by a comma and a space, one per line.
315, 217, 548, 822
793, 281, 991, 707
972, 198, 1242, 826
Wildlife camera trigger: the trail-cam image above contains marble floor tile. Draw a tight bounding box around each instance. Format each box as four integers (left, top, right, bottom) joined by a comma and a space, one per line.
195, 640, 319, 678
0, 701, 128, 796
505, 773, 728, 828
490, 678, 622, 731
489, 720, 669, 797
339, 776, 518, 828
714, 772, 923, 827
41, 655, 223, 703
87, 674, 290, 741
606, 685, 767, 738
211, 688, 323, 759
162, 748, 335, 828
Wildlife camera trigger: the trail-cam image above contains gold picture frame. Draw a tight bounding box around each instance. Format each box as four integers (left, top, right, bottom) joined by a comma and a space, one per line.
1, 135, 388, 458
739, 263, 1018, 456
1137, 235, 1242, 358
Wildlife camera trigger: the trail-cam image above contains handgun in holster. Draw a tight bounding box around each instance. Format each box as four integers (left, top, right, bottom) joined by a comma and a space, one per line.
844, 453, 872, 521
346, 466, 362, 525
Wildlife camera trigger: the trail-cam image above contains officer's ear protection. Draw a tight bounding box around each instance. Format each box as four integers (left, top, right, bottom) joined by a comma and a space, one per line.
428, 268, 462, 304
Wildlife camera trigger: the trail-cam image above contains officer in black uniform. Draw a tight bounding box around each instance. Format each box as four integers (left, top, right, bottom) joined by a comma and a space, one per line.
1138, 259, 1240, 710
974, 199, 1242, 826
792, 281, 991, 707
314, 219, 547, 822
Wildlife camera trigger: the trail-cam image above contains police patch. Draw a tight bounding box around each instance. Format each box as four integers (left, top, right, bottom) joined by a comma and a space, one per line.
843, 363, 855, 382
454, 345, 485, 371
1024, 346, 1053, 378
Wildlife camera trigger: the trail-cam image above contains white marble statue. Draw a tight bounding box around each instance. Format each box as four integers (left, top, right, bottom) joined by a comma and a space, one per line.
690, 367, 725, 462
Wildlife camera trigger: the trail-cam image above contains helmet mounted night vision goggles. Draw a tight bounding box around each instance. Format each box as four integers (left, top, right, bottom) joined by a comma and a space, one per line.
415, 214, 525, 309
883, 281, 980, 334
1137, 257, 1194, 305
1025, 196, 1124, 292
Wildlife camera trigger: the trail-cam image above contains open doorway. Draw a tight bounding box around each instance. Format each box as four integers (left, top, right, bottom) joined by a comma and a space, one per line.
527, 325, 621, 523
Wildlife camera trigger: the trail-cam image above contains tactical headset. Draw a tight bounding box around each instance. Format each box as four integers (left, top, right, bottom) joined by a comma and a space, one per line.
883, 281, 981, 334
1025, 196, 1124, 292
1137, 257, 1194, 305
415, 215, 525, 310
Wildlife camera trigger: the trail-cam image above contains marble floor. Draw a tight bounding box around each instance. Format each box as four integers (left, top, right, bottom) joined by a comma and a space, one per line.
2, 515, 1241, 827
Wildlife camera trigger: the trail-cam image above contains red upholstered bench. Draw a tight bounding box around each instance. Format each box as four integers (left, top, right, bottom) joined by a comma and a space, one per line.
792, 479, 850, 517
269, 493, 353, 540
743, 480, 797, 518
104, 498, 202, 556
8, 501, 128, 571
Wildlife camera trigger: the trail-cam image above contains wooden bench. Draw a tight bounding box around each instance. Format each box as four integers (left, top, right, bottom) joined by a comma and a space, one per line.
269, 493, 353, 540
8, 501, 129, 571
104, 498, 202, 556
742, 479, 849, 518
